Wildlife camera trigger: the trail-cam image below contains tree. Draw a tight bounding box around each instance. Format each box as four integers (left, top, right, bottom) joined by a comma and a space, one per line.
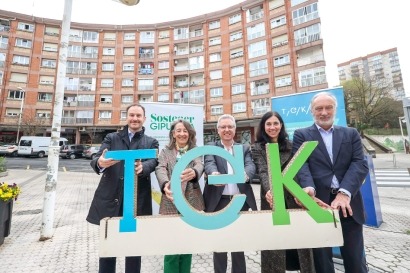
342, 74, 396, 134
20, 109, 51, 136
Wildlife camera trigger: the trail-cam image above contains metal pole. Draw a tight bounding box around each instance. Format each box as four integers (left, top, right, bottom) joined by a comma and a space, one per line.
16, 88, 25, 143
40, 0, 72, 240
399, 117, 406, 153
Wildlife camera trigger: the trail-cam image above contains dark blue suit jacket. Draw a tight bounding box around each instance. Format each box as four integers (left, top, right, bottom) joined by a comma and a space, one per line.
203, 141, 257, 213
292, 124, 368, 224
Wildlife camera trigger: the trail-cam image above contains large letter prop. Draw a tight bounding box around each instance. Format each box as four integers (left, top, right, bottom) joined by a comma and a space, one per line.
99, 143, 343, 257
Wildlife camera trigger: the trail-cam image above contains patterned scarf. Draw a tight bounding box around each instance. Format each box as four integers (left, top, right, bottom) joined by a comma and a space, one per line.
176, 144, 188, 161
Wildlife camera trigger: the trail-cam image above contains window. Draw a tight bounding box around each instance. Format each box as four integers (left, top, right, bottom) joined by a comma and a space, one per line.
250, 79, 269, 95
0, 36, 8, 49
230, 31, 242, 42
211, 105, 223, 115
42, 59, 56, 68
271, 15, 286, 28
210, 87, 223, 98
103, 47, 115, 55
102, 63, 114, 71
159, 30, 170, 39
210, 52, 222, 63
10, 73, 27, 83
122, 78, 134, 87
291, 0, 308, 7
292, 3, 318, 26
36, 110, 51, 118
158, 61, 169, 69
275, 75, 292, 87
38, 93, 53, 102
230, 48, 244, 59
248, 41, 267, 58
99, 111, 112, 119
174, 27, 189, 40
294, 23, 321, 46
232, 102, 246, 113
274, 54, 290, 67
120, 111, 127, 120
39, 75, 55, 85
158, 77, 169, 86
140, 31, 155, 43
123, 48, 135, 56
12, 55, 29, 65
272, 34, 289, 48
8, 89, 24, 99
231, 65, 244, 77
138, 79, 154, 90
15, 38, 32, 48
210, 70, 222, 80
122, 95, 133, 103
45, 26, 59, 36
17, 22, 34, 32
229, 13, 241, 25
158, 93, 169, 102
158, 45, 169, 54
247, 23, 265, 40
299, 67, 326, 87
232, 84, 245, 95
209, 36, 221, 46
101, 79, 113, 87
5, 108, 20, 117
83, 31, 98, 43
43, 43, 58, 52
123, 63, 135, 71
249, 59, 268, 77
100, 95, 112, 103
209, 20, 220, 30
124, 32, 135, 40
104, 33, 116, 40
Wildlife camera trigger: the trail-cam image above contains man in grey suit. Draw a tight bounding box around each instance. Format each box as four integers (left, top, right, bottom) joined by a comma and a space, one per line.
292, 92, 369, 273
203, 114, 257, 273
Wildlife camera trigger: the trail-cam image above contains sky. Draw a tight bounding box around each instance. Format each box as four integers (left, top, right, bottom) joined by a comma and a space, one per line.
1, 0, 409, 97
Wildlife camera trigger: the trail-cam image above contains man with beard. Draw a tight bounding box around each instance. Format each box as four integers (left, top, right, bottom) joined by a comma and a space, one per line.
87, 103, 159, 273
292, 92, 369, 273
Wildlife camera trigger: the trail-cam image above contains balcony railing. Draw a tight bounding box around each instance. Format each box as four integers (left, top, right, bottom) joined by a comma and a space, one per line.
138, 68, 153, 75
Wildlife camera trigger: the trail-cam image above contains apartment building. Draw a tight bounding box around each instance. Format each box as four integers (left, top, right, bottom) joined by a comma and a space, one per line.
337, 48, 405, 100
0, 0, 328, 144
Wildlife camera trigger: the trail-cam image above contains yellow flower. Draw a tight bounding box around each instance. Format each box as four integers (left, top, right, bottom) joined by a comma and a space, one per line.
0, 182, 21, 202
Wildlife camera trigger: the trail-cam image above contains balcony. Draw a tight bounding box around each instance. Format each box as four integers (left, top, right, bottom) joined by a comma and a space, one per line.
253, 106, 270, 116
138, 68, 153, 75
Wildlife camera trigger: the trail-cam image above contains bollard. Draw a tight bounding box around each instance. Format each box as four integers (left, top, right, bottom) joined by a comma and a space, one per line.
393, 153, 396, 168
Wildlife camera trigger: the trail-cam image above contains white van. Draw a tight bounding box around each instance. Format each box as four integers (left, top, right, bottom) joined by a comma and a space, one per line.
18, 136, 69, 158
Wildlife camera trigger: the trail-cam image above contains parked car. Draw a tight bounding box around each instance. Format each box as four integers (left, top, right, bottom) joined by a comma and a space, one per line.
83, 145, 101, 160
59, 144, 89, 159
0, 143, 18, 157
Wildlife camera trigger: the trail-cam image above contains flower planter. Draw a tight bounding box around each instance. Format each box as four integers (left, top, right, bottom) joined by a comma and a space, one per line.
0, 200, 13, 245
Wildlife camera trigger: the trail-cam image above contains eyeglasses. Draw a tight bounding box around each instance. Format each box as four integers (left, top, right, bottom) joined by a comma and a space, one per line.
218, 125, 235, 130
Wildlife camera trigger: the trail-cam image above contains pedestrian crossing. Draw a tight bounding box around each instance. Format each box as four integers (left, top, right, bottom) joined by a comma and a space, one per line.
374, 169, 410, 187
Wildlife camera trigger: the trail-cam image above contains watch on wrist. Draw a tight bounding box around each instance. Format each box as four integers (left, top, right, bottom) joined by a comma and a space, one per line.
338, 191, 349, 197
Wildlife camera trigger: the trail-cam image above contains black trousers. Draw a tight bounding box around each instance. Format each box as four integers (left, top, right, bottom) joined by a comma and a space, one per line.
99, 256, 141, 273
313, 193, 368, 273
213, 196, 250, 273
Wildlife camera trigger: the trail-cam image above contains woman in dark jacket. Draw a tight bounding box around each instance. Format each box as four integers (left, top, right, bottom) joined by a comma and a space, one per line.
251, 111, 315, 273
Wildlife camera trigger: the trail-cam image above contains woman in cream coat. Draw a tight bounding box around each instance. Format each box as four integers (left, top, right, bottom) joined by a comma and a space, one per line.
155, 119, 204, 273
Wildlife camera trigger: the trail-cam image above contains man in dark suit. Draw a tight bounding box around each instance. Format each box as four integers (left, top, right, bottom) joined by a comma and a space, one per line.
87, 103, 159, 273
292, 92, 369, 273
203, 114, 257, 273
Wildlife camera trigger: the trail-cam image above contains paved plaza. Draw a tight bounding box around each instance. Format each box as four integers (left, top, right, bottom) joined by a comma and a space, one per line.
0, 153, 409, 273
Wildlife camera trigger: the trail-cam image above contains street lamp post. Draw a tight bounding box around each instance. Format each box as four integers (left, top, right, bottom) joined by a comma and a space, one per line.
16, 87, 25, 143
40, 0, 141, 240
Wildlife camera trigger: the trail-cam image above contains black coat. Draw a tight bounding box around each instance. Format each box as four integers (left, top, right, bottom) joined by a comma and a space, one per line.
86, 126, 159, 225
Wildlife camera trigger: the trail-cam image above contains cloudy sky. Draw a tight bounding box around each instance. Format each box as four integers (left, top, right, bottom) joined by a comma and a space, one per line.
1, 0, 408, 96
